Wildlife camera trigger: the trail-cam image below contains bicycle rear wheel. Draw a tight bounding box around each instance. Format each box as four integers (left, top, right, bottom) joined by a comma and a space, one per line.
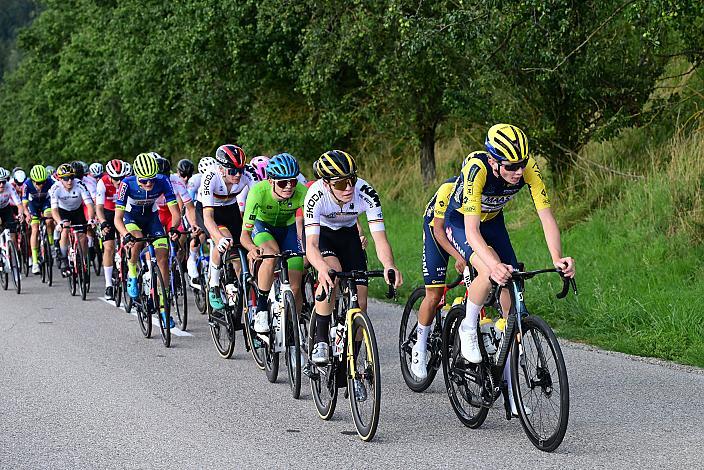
171, 257, 188, 331
193, 264, 208, 314
348, 310, 381, 441
441, 305, 489, 429
283, 291, 302, 399
399, 286, 440, 392
19, 232, 29, 278
8, 241, 21, 294
243, 280, 266, 369
154, 265, 171, 348
309, 310, 337, 420
264, 301, 280, 383
511, 315, 569, 452
1, 251, 8, 290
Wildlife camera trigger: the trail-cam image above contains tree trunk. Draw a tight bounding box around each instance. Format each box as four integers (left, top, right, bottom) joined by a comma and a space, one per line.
419, 123, 437, 186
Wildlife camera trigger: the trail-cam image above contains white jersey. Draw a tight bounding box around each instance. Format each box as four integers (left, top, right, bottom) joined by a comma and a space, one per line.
82, 175, 98, 199
188, 174, 202, 202
0, 183, 21, 209
50, 180, 93, 211
303, 178, 385, 235
157, 174, 192, 208
200, 170, 252, 208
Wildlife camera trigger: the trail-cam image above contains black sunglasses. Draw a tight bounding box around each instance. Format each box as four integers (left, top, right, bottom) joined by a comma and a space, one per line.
61, 176, 74, 182
226, 167, 244, 176
501, 159, 529, 172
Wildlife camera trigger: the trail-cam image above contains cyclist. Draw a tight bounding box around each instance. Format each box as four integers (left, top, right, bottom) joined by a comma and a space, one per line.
115, 152, 180, 328
304, 150, 402, 366
201, 144, 251, 310
248, 156, 269, 182
240, 153, 307, 332
9, 168, 26, 220
45, 165, 56, 182
89, 163, 104, 180
96, 159, 129, 299
155, 156, 196, 232
49, 164, 95, 275
23, 165, 56, 275
445, 124, 575, 415
0, 168, 23, 244
185, 156, 218, 280
72, 161, 99, 259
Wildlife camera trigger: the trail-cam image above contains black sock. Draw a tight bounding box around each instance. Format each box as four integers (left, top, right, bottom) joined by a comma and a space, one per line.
257, 290, 269, 312
315, 315, 331, 343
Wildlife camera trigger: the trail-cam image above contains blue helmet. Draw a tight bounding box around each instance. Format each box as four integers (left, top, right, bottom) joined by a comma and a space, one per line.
267, 153, 300, 179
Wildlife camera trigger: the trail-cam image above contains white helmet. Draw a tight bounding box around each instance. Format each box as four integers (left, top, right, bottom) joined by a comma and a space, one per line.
12, 169, 26, 184
0, 167, 10, 182
89, 162, 103, 177
198, 157, 217, 174
123, 162, 133, 176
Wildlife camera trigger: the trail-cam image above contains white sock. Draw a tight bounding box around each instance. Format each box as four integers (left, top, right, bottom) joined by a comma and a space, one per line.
461, 300, 483, 332
104, 266, 113, 287
209, 266, 220, 288
416, 323, 431, 350
189, 248, 197, 262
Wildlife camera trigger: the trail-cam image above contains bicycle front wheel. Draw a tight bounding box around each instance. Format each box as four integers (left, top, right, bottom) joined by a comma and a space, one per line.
154, 265, 171, 348
136, 274, 152, 338
76, 248, 87, 301
399, 286, 439, 392
171, 258, 188, 331
284, 291, 302, 399
511, 315, 569, 452
309, 310, 337, 420
347, 310, 381, 441
8, 241, 21, 294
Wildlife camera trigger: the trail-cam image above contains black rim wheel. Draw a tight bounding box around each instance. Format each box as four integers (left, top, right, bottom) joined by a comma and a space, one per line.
348, 311, 381, 442
284, 290, 302, 399
309, 310, 337, 420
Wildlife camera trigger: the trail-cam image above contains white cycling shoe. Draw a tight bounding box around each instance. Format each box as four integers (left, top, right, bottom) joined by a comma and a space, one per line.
186, 258, 198, 280
459, 326, 483, 364
410, 344, 428, 379
31, 264, 40, 275
253, 310, 270, 333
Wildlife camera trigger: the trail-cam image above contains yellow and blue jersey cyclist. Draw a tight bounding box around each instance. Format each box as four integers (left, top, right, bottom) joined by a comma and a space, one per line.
23, 165, 57, 273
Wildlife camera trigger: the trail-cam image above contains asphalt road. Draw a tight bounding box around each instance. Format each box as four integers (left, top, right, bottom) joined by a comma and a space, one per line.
1, 273, 703, 469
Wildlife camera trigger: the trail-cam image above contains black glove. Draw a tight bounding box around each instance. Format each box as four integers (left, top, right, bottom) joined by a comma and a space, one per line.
123, 233, 135, 244
100, 221, 110, 230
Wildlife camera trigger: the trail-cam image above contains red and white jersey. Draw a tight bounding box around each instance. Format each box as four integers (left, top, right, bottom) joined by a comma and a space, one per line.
96, 174, 118, 211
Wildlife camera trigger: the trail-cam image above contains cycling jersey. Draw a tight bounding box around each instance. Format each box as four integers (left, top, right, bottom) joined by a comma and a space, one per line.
115, 174, 176, 216
187, 173, 202, 201
96, 175, 118, 211
82, 175, 98, 199
0, 183, 21, 209
22, 179, 55, 218
49, 180, 93, 211
242, 181, 306, 231
424, 177, 458, 227
446, 152, 550, 226
303, 178, 385, 235
200, 170, 251, 208
156, 174, 192, 207
422, 177, 458, 287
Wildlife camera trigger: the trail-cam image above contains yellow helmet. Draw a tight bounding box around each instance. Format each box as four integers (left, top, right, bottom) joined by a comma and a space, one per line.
485, 124, 529, 163
316, 150, 356, 180
133, 152, 159, 179
30, 165, 48, 183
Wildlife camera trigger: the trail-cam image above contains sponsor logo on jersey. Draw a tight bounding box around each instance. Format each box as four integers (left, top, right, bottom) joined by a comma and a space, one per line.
305, 190, 323, 217
202, 172, 215, 196
360, 184, 381, 207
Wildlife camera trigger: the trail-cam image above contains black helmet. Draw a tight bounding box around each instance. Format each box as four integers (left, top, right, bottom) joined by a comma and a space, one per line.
70, 161, 85, 179
155, 155, 171, 176
177, 159, 195, 179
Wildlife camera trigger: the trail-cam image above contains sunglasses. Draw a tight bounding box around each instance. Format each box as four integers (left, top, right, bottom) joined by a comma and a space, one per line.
273, 178, 297, 189
501, 159, 529, 172
138, 177, 156, 185
225, 168, 244, 176
60, 176, 74, 182
329, 176, 357, 191
110, 176, 124, 183
0, 180, 6, 185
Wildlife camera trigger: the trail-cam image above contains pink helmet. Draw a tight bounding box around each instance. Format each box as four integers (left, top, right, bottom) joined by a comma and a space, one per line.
250, 156, 269, 181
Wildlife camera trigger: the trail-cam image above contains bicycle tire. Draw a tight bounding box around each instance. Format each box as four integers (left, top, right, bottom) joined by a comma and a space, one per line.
209, 282, 236, 359
399, 286, 440, 392
441, 305, 489, 429
40, 242, 47, 284
76, 246, 87, 301
121, 252, 131, 312
154, 265, 171, 348
83, 248, 91, 294
194, 263, 208, 314
511, 314, 569, 452
171, 257, 188, 331
264, 294, 280, 383
347, 310, 382, 441
8, 241, 21, 294
309, 309, 338, 420
0, 249, 8, 290
283, 290, 302, 399
136, 272, 152, 338
19, 233, 29, 278
113, 262, 122, 308
243, 280, 266, 369
68, 253, 77, 296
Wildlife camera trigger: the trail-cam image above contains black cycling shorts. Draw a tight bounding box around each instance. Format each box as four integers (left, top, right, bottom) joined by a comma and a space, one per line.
201, 203, 242, 241
0, 205, 18, 233
318, 225, 368, 286
58, 207, 87, 227
101, 209, 116, 241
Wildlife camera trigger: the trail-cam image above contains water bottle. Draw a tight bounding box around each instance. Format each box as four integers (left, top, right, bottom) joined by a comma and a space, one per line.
225, 283, 237, 306
479, 318, 497, 355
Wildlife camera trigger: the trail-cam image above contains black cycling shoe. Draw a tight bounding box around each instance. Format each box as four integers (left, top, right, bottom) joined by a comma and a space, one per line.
105, 286, 114, 300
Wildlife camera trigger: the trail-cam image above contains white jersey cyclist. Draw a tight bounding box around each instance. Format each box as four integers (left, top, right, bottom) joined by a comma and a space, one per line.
200, 169, 252, 207
82, 175, 98, 200
0, 182, 21, 209
157, 173, 193, 208
49, 180, 93, 211
303, 177, 385, 235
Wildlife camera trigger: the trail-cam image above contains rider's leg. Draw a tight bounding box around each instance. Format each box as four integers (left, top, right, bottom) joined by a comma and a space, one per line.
30, 217, 40, 269
311, 255, 342, 364
103, 240, 114, 287
126, 224, 144, 298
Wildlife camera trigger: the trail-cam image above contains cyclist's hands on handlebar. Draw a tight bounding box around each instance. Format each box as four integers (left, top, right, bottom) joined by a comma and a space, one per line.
216, 237, 231, 254
247, 247, 262, 263
490, 262, 514, 286
384, 265, 403, 289
168, 226, 180, 241
553, 257, 575, 278
317, 268, 335, 300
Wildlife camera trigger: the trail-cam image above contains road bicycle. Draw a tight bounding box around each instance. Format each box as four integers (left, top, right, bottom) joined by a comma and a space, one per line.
131, 235, 172, 347
64, 224, 91, 300
0, 223, 22, 294
168, 233, 189, 331
17, 218, 30, 278
442, 267, 577, 452
36, 217, 54, 287
308, 269, 395, 442
398, 275, 464, 392
189, 234, 210, 316
255, 251, 306, 398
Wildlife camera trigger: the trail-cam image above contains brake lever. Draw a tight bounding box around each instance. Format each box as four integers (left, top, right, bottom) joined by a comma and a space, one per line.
386, 269, 396, 299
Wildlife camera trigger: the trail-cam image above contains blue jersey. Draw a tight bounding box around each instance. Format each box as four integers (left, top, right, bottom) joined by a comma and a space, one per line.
22, 179, 55, 205
115, 174, 177, 217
